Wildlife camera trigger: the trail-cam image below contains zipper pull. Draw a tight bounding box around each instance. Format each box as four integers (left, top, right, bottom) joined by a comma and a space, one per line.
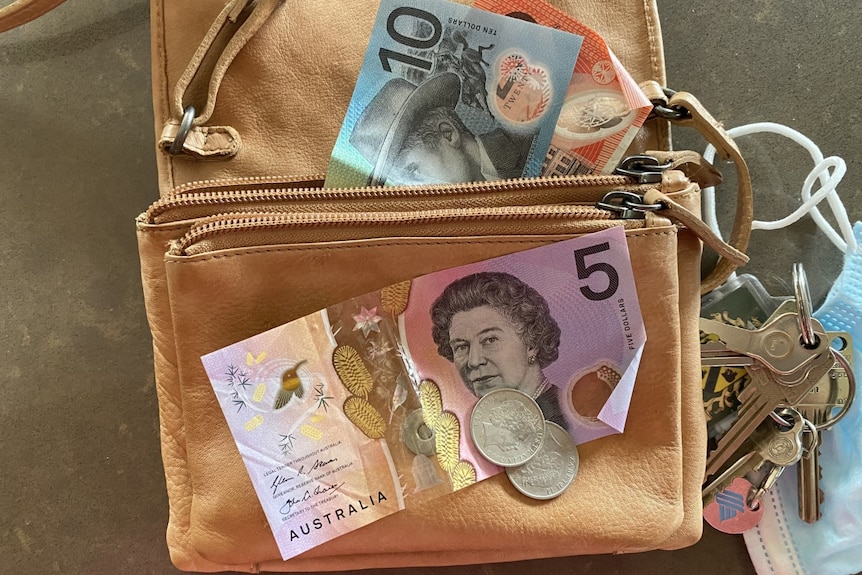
596, 191, 663, 219
643, 188, 749, 268
613, 155, 673, 184
596, 189, 749, 269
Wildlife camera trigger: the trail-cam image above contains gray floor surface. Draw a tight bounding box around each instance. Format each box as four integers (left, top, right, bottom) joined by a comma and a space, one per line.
2, 0, 860, 573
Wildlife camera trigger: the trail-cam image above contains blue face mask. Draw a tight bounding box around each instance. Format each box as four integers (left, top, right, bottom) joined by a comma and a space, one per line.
743, 221, 862, 575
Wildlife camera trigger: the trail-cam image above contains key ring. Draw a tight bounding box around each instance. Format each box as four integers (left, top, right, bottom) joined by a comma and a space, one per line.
768, 404, 804, 433
822, 347, 856, 428
168, 105, 196, 155
801, 413, 819, 448
769, 410, 793, 427
793, 262, 818, 348
769, 339, 855, 430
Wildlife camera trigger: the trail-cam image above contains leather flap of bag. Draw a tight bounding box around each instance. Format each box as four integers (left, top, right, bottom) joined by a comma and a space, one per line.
150, 0, 666, 196
160, 227, 688, 570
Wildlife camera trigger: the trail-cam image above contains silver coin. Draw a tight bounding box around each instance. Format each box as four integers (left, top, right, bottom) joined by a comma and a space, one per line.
506, 421, 579, 500
470, 388, 545, 467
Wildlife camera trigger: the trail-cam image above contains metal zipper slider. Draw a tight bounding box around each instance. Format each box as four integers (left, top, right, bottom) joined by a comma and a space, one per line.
596, 191, 665, 219
613, 155, 673, 184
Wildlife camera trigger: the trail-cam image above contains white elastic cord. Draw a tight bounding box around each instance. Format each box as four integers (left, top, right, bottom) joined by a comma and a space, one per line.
702, 122, 857, 254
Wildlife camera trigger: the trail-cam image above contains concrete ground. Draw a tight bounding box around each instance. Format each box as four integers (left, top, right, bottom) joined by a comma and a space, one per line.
1, 0, 860, 573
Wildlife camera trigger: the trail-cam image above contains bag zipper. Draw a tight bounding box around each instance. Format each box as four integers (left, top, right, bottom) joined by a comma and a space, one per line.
169, 203, 646, 257
141, 174, 651, 225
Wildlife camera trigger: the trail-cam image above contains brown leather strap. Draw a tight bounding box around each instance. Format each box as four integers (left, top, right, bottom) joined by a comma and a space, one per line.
644, 188, 749, 268
0, 0, 66, 33
645, 84, 755, 295
675, 92, 753, 294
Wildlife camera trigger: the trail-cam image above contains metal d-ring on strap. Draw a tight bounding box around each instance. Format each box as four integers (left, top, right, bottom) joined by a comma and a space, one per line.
793, 262, 818, 348
169, 105, 196, 155
649, 87, 691, 121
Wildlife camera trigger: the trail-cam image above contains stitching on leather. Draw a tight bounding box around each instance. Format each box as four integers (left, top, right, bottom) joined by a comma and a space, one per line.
153, 0, 176, 191
139, 224, 192, 236
643, 0, 660, 83
669, 188, 699, 202
165, 230, 678, 266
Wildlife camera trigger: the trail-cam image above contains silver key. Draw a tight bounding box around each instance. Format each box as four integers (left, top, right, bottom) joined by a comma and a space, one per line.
798, 427, 824, 523
701, 341, 762, 367
758, 298, 855, 429
703, 410, 805, 507
750, 407, 807, 468
743, 415, 805, 508
700, 313, 832, 386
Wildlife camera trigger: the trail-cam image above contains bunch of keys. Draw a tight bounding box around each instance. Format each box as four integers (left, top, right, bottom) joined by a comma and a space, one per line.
700, 264, 856, 532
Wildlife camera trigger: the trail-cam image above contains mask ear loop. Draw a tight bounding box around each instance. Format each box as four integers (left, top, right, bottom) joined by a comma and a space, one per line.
701, 122, 857, 261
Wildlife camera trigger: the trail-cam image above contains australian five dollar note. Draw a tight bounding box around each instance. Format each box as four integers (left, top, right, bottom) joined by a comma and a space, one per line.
201, 226, 645, 560
323, 0, 584, 188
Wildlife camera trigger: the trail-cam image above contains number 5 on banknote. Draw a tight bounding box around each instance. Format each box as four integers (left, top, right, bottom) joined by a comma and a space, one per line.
574, 242, 621, 301
324, 0, 584, 188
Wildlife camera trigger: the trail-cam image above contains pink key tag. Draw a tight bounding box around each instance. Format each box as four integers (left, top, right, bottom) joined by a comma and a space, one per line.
703, 477, 764, 534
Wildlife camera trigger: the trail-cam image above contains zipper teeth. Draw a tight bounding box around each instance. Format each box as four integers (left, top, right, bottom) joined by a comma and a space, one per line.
176, 205, 615, 253
171, 174, 326, 194
146, 174, 640, 222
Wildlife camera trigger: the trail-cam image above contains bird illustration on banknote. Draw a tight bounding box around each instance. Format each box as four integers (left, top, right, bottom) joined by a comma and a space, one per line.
274, 360, 307, 410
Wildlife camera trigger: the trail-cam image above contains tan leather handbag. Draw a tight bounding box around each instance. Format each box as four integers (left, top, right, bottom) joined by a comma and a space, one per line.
134, 0, 753, 571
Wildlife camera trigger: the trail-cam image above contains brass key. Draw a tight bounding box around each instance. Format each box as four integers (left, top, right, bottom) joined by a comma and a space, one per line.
758, 296, 855, 429
796, 338, 856, 431
795, 350, 855, 523
705, 366, 792, 479
702, 311, 834, 478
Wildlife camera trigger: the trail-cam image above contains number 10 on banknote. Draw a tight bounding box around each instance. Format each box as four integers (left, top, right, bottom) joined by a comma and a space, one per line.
324, 0, 584, 188
201, 227, 645, 560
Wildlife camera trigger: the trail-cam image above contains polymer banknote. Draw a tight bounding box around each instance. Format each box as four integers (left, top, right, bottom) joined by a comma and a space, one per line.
324, 0, 584, 187
201, 226, 644, 559
475, 0, 652, 176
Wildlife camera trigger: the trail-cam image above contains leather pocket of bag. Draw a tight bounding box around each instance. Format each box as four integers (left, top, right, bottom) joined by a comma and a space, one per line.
157, 204, 689, 566
136, 171, 708, 567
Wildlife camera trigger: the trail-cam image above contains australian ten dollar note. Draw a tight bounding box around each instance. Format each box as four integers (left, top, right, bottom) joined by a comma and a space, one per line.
475, 0, 652, 176
324, 0, 584, 188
